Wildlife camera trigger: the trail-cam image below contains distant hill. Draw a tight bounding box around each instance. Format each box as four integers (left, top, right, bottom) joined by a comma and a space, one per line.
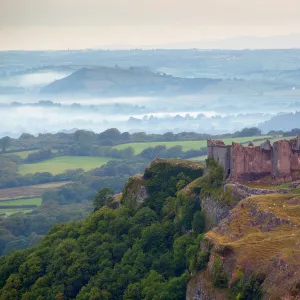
259, 112, 300, 132
40, 67, 221, 97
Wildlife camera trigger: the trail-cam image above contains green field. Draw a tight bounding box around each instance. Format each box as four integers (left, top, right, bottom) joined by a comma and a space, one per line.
0, 197, 42, 206
113, 136, 271, 154
0, 209, 33, 216
188, 155, 208, 162
0, 197, 42, 216
18, 156, 113, 175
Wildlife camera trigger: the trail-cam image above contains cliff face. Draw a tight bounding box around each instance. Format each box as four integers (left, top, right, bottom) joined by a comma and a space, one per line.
121, 158, 204, 210
200, 183, 290, 230
187, 193, 300, 300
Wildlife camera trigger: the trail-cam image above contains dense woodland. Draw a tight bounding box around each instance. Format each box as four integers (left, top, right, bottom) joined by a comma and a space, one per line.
0, 159, 209, 299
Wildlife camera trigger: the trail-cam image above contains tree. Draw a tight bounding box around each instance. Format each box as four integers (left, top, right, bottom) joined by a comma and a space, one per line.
192, 211, 205, 234
93, 188, 115, 211
0, 136, 11, 153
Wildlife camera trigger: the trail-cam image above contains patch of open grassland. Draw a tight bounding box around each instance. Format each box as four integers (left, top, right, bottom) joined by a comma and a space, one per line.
0, 181, 71, 200
113, 136, 271, 154
0, 197, 42, 206
18, 156, 112, 175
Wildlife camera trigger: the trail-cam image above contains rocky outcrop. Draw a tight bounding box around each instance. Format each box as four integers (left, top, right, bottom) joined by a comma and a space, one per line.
186, 270, 227, 300
122, 158, 204, 210
200, 183, 290, 230
187, 193, 300, 300
201, 196, 232, 230
228, 183, 290, 199
121, 174, 148, 209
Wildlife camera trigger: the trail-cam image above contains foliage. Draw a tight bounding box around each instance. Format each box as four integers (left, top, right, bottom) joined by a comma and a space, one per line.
0, 202, 92, 255
0, 160, 206, 299
93, 188, 115, 211
0, 137, 11, 153
192, 211, 206, 234
229, 273, 265, 300
212, 256, 228, 288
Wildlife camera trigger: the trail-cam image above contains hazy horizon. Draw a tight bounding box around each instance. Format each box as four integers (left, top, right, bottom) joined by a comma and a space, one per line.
1, 0, 300, 50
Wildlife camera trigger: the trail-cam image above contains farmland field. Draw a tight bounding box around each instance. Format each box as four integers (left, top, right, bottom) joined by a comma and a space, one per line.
0, 208, 33, 216
0, 197, 42, 217
112, 136, 271, 154
188, 155, 208, 162
0, 197, 42, 206
0, 181, 71, 200
18, 156, 113, 175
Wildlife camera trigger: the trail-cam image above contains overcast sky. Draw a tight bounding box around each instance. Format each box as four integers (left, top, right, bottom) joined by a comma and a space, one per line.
1, 0, 300, 50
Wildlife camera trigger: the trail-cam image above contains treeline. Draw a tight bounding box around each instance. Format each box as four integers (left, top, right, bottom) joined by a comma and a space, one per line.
2, 127, 300, 155
1, 127, 265, 153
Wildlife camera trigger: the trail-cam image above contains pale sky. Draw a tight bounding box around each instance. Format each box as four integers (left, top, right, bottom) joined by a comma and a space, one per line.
0, 0, 300, 50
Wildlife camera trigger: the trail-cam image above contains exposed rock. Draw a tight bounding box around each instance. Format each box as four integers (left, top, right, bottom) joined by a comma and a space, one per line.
201, 196, 232, 230
189, 193, 300, 299
227, 183, 290, 200
201, 183, 290, 230
121, 174, 148, 209
186, 270, 227, 300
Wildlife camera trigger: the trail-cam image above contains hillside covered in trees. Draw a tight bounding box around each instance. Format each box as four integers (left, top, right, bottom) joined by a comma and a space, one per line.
0, 159, 207, 299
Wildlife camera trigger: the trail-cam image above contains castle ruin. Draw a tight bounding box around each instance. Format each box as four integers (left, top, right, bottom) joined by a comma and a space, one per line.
207, 136, 300, 182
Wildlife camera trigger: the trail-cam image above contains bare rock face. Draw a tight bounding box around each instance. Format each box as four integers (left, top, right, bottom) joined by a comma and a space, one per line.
121, 174, 148, 209
201, 183, 290, 230
186, 270, 227, 300
201, 196, 232, 230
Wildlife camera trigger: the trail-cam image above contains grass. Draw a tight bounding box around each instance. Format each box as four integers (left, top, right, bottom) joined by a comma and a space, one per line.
18, 156, 113, 175
0, 181, 72, 200
30, 182, 72, 189
0, 209, 33, 216
112, 136, 271, 154
188, 155, 208, 162
0, 197, 42, 206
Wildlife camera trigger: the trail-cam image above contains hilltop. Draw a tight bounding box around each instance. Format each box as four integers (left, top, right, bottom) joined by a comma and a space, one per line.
40, 66, 220, 96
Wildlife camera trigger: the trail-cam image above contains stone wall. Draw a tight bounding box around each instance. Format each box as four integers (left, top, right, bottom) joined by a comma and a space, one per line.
230, 142, 272, 182
273, 137, 300, 179
207, 140, 231, 176
208, 136, 300, 183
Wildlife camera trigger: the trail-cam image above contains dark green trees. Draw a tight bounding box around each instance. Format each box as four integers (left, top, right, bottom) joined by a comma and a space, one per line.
93, 188, 115, 211
0, 136, 11, 153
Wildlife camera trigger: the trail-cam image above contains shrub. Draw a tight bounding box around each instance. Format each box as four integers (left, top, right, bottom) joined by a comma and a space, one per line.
212, 256, 228, 288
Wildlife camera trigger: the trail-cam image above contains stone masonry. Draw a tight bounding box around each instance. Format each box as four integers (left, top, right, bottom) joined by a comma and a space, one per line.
207, 135, 300, 182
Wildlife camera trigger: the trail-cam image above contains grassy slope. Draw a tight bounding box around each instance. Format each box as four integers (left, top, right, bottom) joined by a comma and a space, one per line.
113, 136, 271, 154
18, 156, 112, 175
205, 193, 300, 298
